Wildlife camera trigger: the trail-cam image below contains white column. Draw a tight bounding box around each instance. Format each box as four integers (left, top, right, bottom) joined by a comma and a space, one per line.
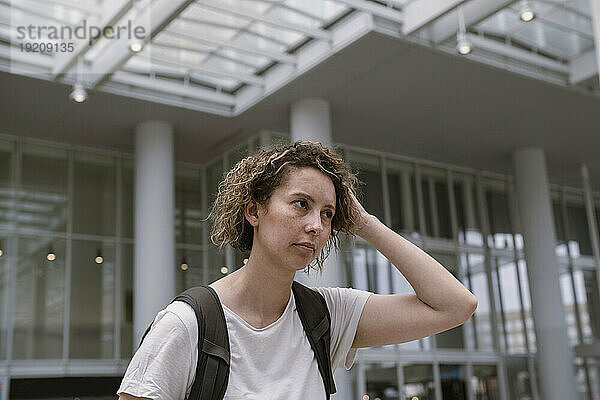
290, 99, 351, 399
512, 148, 576, 400
590, 0, 600, 80
133, 121, 176, 348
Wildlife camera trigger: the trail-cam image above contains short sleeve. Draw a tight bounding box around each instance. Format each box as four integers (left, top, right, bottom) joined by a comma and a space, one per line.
313, 287, 373, 371
117, 302, 198, 400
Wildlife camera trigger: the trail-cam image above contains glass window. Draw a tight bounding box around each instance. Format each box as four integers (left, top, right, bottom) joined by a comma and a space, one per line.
559, 268, 580, 346
432, 252, 465, 349
0, 139, 13, 231
351, 246, 368, 291
0, 234, 8, 360
517, 260, 536, 353
551, 195, 567, 257
365, 362, 399, 400
504, 356, 533, 400
70, 240, 115, 359
403, 364, 435, 400
386, 159, 415, 234
496, 257, 527, 353
576, 269, 600, 344
207, 244, 226, 285
348, 151, 385, 222
454, 174, 483, 246
471, 364, 500, 400
467, 252, 494, 351
207, 159, 224, 212
175, 168, 203, 245
13, 236, 66, 359
440, 364, 468, 400
120, 243, 133, 359
176, 247, 204, 292
20, 144, 68, 233
564, 195, 593, 257
485, 183, 513, 250
73, 153, 116, 236
121, 160, 134, 239
420, 166, 452, 240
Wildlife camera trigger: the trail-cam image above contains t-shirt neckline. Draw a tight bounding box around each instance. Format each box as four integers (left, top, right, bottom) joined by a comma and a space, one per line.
220, 290, 295, 331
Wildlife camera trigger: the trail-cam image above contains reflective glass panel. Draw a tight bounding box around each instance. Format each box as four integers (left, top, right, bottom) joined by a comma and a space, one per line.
440, 364, 468, 400
176, 247, 204, 292
349, 151, 384, 222
504, 356, 533, 400
20, 144, 68, 233
0, 139, 13, 231
485, 183, 513, 250
73, 153, 116, 236
13, 236, 65, 359
386, 160, 414, 234
559, 267, 581, 346
0, 234, 8, 359
471, 364, 500, 400
496, 257, 527, 353
517, 260, 536, 352
576, 269, 600, 344
454, 174, 483, 247
120, 243, 133, 359
121, 160, 134, 238
365, 362, 399, 400
421, 167, 452, 239
565, 199, 593, 257
468, 252, 494, 351
175, 168, 202, 245
403, 364, 435, 400
70, 240, 115, 359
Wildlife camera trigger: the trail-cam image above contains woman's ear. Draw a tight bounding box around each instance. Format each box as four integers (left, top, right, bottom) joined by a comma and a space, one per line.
244, 200, 260, 227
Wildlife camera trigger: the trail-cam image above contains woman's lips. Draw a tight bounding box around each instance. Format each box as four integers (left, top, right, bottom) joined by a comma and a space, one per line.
294, 244, 315, 253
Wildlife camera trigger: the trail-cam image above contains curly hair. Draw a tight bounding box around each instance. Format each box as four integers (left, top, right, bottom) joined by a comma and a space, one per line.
210, 140, 360, 273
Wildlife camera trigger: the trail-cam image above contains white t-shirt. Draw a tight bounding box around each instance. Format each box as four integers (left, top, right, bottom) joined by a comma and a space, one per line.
118, 286, 373, 400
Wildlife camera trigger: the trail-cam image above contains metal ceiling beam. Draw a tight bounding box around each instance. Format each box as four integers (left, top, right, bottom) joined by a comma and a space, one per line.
165, 25, 296, 63
51, 0, 132, 77
129, 54, 266, 86
402, 0, 466, 35
421, 0, 514, 44
193, 0, 332, 41
334, 0, 404, 24
86, 0, 196, 87
109, 70, 236, 106
466, 33, 569, 74
570, 49, 597, 84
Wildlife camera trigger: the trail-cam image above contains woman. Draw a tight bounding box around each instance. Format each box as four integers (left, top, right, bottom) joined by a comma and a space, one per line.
118, 141, 477, 399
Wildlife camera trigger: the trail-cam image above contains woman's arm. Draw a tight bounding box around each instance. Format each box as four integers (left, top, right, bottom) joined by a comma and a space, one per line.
350, 194, 478, 348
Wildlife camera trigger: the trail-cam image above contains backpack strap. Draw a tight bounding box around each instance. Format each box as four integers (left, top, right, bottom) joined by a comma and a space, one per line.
174, 286, 230, 400
292, 281, 337, 399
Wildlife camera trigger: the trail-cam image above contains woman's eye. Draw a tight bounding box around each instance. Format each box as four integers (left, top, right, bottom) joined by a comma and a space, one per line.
323, 210, 334, 219
294, 200, 308, 209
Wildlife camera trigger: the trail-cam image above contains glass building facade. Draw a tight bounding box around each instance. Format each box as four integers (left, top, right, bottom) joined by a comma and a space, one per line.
0, 130, 599, 399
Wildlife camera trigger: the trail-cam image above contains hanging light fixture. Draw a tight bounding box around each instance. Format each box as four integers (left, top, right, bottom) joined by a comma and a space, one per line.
70, 57, 88, 103
519, 0, 535, 22
129, 1, 144, 53
47, 247, 56, 261
455, 6, 472, 55
180, 256, 188, 271
70, 82, 87, 103
220, 266, 228, 274
95, 248, 104, 264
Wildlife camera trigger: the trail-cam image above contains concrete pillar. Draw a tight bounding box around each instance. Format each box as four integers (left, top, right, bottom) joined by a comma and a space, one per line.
290, 99, 350, 399
590, 0, 600, 80
512, 147, 576, 399
133, 121, 175, 348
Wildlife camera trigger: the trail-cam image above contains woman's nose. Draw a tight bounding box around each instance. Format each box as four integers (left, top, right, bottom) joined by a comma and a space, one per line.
305, 212, 324, 234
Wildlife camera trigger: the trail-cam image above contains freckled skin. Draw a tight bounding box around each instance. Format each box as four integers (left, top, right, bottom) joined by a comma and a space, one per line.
249, 167, 337, 274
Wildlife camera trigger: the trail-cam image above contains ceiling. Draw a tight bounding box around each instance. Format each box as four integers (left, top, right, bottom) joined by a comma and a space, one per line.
1, 30, 599, 191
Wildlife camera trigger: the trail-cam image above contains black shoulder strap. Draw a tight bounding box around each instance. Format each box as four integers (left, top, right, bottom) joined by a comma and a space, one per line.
176, 286, 230, 400
292, 280, 337, 399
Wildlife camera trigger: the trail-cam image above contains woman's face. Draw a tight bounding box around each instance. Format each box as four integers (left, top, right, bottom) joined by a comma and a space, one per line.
247, 166, 336, 272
